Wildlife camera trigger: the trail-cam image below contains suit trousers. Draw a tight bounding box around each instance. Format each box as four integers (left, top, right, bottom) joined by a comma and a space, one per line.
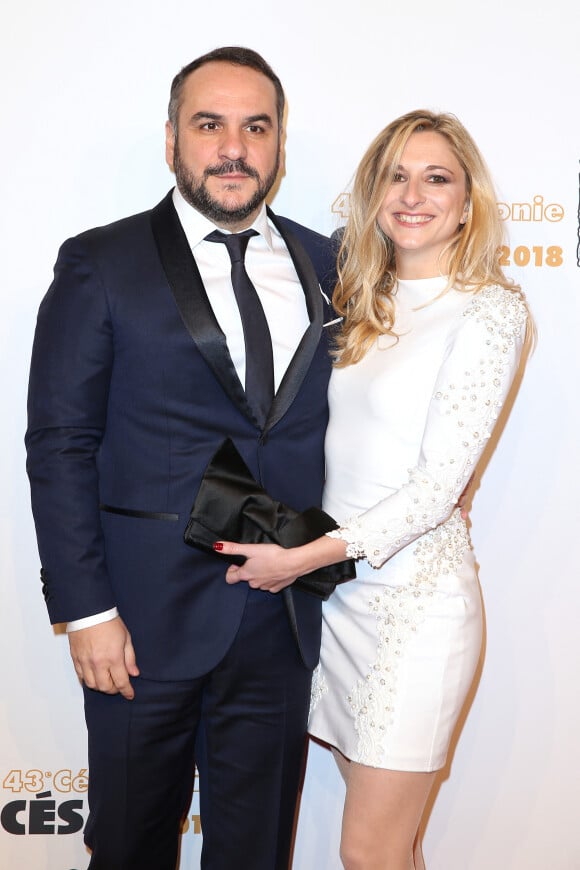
83, 589, 313, 870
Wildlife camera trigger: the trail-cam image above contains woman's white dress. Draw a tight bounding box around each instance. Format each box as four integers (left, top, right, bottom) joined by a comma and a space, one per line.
308, 277, 528, 771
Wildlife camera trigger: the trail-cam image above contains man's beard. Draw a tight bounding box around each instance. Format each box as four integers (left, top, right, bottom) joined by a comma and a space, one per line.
173, 138, 279, 226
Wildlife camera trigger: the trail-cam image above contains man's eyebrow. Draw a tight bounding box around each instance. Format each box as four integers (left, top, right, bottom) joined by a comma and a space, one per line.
188, 111, 274, 126
244, 114, 274, 126
189, 111, 224, 123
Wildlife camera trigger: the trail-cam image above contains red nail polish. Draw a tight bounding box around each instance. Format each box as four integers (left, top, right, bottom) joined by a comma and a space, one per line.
213, 542, 224, 551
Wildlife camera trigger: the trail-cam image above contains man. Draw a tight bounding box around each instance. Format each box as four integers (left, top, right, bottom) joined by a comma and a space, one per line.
26, 47, 338, 870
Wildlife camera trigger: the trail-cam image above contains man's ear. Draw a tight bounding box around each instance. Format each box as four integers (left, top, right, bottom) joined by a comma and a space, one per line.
277, 127, 287, 179
165, 121, 176, 172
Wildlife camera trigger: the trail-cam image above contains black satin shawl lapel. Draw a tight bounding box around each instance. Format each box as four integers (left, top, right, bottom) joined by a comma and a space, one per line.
264, 209, 324, 432
150, 193, 257, 424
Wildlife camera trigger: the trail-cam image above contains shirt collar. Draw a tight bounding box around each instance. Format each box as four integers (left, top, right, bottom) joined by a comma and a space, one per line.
172, 187, 274, 251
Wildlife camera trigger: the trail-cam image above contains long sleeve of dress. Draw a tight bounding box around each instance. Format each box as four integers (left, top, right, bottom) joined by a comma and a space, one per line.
331, 285, 528, 568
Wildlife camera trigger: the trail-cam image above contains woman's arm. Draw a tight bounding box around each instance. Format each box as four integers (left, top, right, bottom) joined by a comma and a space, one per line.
335, 286, 528, 567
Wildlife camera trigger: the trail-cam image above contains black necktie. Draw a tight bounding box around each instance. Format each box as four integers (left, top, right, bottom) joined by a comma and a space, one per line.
205, 229, 274, 427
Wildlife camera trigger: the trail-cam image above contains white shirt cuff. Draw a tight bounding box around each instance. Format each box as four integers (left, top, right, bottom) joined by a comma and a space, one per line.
66, 607, 119, 633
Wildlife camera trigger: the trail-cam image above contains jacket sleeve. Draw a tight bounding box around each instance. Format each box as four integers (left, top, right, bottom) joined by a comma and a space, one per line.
25, 236, 116, 623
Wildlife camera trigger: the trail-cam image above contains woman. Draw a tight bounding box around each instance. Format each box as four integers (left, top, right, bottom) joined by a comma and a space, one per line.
217, 110, 531, 869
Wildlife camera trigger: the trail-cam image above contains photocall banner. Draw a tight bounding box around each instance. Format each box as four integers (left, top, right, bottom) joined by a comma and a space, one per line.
1, 1, 578, 868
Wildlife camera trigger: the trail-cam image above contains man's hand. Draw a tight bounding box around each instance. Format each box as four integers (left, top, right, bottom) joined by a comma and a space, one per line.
68, 616, 140, 700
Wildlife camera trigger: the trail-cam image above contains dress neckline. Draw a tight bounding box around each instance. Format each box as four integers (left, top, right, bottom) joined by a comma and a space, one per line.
395, 275, 450, 300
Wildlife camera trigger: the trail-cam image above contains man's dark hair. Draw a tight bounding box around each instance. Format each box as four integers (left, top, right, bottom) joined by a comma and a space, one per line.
168, 46, 285, 133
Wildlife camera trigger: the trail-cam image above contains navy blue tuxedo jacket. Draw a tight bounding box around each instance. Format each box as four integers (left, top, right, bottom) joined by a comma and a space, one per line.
26, 191, 338, 679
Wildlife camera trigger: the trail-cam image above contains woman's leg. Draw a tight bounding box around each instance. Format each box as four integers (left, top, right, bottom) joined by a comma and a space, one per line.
339, 762, 436, 870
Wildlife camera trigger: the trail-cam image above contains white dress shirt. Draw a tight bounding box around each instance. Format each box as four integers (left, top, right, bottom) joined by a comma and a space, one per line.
67, 188, 311, 632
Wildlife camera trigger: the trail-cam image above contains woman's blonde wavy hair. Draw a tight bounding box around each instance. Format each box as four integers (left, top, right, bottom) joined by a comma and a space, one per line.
333, 109, 523, 366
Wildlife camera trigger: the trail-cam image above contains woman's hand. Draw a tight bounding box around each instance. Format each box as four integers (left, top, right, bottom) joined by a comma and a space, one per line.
214, 534, 350, 594
214, 541, 302, 593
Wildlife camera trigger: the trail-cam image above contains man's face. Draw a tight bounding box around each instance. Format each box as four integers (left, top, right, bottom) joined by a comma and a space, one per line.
165, 61, 282, 231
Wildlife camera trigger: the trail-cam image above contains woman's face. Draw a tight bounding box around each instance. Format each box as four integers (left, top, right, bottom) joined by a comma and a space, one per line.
377, 130, 469, 278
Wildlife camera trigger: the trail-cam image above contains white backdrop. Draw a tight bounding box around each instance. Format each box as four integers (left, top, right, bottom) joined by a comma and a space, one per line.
1, 2, 579, 868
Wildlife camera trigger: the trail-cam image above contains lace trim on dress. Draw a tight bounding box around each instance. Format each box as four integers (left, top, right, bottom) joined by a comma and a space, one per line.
348, 584, 427, 766
347, 509, 471, 765
309, 663, 328, 718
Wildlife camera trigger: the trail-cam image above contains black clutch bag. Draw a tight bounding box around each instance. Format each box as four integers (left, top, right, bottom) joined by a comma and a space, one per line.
183, 438, 356, 600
